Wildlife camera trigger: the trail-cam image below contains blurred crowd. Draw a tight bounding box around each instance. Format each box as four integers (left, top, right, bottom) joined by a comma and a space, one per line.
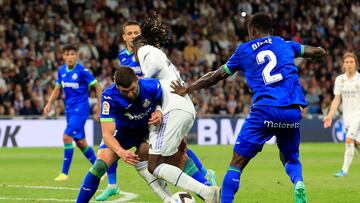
0, 0, 359, 118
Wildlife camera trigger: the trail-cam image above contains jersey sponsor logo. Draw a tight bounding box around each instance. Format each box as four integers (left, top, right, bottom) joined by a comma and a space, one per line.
331, 118, 346, 143
124, 107, 152, 121
72, 73, 78, 80
61, 81, 79, 89
102, 101, 110, 115
143, 99, 151, 108
264, 120, 300, 128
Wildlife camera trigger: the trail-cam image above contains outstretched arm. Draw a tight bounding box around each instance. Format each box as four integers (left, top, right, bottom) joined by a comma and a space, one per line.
323, 94, 341, 128
171, 65, 230, 96
302, 45, 326, 58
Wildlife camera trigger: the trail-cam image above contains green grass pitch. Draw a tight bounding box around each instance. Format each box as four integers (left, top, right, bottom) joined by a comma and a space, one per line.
1, 143, 360, 202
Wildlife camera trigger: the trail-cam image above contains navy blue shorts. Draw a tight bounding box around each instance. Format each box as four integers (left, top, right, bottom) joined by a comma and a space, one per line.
99, 127, 149, 150
234, 105, 301, 158
64, 113, 88, 141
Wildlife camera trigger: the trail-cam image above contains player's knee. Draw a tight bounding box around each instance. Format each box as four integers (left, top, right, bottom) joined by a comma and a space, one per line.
63, 135, 73, 143
76, 139, 87, 150
89, 159, 108, 178
147, 162, 157, 174
136, 142, 149, 162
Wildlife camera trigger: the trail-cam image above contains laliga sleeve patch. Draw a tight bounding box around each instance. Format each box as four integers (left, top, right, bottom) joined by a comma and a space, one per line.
102, 101, 110, 115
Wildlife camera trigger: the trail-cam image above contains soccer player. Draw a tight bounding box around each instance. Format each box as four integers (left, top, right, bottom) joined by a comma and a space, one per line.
44, 44, 102, 181
171, 13, 326, 203
77, 67, 174, 203
133, 15, 220, 202
94, 20, 143, 201
323, 52, 360, 177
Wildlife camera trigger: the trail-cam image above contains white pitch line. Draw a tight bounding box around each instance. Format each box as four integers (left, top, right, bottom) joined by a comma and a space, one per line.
0, 184, 138, 202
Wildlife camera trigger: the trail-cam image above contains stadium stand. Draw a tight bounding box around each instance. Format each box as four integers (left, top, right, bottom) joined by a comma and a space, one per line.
0, 0, 358, 118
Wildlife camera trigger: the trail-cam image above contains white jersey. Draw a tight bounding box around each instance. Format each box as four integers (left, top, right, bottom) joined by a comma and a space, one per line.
334, 72, 360, 126
137, 45, 196, 117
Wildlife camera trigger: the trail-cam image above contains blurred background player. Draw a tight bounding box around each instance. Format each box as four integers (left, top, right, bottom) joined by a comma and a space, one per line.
323, 52, 360, 177
43, 44, 102, 181
172, 13, 326, 203
133, 15, 220, 203
77, 67, 174, 203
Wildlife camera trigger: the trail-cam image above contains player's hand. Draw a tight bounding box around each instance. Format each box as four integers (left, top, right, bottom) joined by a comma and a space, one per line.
148, 110, 162, 125
323, 115, 332, 128
118, 150, 139, 165
171, 80, 188, 97
43, 103, 52, 116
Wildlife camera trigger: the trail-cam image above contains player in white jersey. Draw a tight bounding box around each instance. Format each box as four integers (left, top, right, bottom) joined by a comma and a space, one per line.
323, 52, 360, 177
132, 15, 220, 203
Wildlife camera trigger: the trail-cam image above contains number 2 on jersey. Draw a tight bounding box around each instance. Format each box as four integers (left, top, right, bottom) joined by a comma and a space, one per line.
257, 50, 283, 84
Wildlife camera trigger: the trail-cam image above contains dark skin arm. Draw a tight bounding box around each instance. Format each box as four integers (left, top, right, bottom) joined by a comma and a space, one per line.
302, 45, 326, 58
171, 65, 230, 96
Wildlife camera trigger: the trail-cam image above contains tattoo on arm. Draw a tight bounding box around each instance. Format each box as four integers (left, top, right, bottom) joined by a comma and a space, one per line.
187, 65, 230, 93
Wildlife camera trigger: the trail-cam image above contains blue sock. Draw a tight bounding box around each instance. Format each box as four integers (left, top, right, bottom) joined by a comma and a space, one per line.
187, 148, 208, 176
62, 143, 74, 175
184, 158, 211, 186
82, 146, 96, 164
107, 161, 118, 185
77, 160, 107, 203
221, 166, 241, 203
285, 160, 303, 185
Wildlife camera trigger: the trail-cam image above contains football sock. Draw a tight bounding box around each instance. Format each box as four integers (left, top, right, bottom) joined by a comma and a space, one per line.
62, 143, 74, 175
342, 143, 355, 173
187, 148, 208, 176
285, 159, 303, 184
82, 146, 96, 164
184, 158, 211, 186
135, 161, 172, 202
153, 163, 212, 199
77, 159, 107, 203
221, 166, 241, 203
107, 161, 118, 185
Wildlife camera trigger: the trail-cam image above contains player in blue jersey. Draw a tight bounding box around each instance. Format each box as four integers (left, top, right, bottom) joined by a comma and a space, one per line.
172, 13, 326, 203
44, 44, 102, 181
77, 67, 179, 203
96, 20, 216, 201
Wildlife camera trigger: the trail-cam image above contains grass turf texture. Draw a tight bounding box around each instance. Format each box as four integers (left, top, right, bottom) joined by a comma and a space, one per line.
0, 143, 359, 202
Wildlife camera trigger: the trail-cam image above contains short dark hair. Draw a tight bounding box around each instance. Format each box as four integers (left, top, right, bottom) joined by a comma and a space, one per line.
249, 13, 273, 34
114, 66, 138, 88
62, 44, 78, 52
122, 20, 141, 32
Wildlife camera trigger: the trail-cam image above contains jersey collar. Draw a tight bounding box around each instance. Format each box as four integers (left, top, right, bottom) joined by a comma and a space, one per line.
66, 63, 78, 72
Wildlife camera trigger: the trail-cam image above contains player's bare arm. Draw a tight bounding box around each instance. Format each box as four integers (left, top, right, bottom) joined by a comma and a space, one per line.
171, 65, 230, 96
43, 85, 61, 115
101, 121, 139, 165
94, 83, 103, 121
302, 45, 326, 58
323, 94, 341, 128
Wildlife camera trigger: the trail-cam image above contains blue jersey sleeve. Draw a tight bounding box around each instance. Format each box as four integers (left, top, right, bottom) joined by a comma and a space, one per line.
81, 68, 97, 86
286, 41, 304, 57
224, 46, 243, 75
56, 69, 61, 86
100, 95, 117, 122
154, 80, 162, 103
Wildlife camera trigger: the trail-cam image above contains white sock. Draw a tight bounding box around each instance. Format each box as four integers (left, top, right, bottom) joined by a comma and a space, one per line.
158, 179, 173, 196
135, 161, 172, 202
153, 163, 212, 199
107, 184, 118, 188
342, 143, 355, 173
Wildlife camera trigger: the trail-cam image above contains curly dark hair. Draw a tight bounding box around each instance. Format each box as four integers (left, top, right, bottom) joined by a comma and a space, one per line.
133, 13, 169, 48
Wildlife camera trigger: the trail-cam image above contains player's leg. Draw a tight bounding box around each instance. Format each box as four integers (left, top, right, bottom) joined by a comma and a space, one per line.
95, 145, 120, 201
77, 147, 118, 203
276, 107, 306, 203
148, 110, 220, 202
71, 114, 96, 164
336, 122, 360, 177
186, 148, 217, 186
55, 134, 74, 181
135, 142, 174, 202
